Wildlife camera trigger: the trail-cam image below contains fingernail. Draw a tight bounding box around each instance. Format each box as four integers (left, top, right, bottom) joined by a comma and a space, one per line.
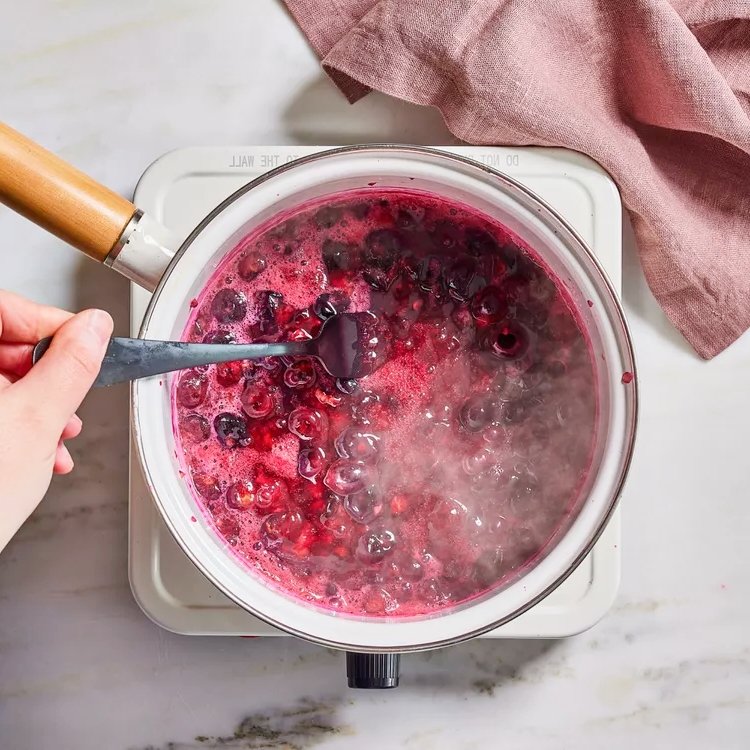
84, 309, 114, 346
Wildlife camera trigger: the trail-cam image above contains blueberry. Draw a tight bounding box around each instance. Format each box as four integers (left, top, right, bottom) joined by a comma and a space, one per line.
323, 459, 372, 495
334, 427, 381, 461
470, 286, 507, 325
335, 377, 359, 395
364, 228, 401, 269
213, 412, 252, 448
464, 227, 498, 257
430, 220, 462, 251
298, 446, 328, 484
254, 290, 284, 336
210, 288, 247, 323
314, 205, 342, 228
322, 239, 357, 270
444, 256, 477, 301
313, 291, 350, 320
202, 329, 236, 345
417, 256, 443, 291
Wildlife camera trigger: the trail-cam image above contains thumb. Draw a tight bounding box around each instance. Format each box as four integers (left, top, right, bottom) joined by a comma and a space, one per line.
14, 309, 113, 431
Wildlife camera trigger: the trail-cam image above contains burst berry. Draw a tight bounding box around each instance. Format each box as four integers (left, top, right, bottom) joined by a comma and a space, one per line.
215, 360, 244, 386
283, 358, 317, 389
213, 412, 252, 448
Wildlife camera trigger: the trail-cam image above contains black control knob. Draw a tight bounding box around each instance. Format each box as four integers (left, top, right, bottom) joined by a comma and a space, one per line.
346, 652, 400, 689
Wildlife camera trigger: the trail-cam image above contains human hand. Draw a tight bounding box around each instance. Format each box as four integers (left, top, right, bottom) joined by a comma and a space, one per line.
0, 290, 113, 551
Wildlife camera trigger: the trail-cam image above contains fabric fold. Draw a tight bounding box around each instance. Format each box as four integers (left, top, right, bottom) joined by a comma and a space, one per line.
284, 0, 750, 358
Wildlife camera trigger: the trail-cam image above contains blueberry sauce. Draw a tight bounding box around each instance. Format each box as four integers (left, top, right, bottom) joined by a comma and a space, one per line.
173, 188, 597, 617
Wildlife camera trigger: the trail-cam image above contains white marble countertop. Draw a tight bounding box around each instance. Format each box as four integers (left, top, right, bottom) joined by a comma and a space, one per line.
1, 1, 748, 748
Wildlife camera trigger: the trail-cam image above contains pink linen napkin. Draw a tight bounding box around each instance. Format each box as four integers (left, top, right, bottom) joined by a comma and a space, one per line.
283, 0, 750, 359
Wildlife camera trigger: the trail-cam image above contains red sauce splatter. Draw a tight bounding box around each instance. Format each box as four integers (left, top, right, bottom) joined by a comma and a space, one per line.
621, 371, 634, 384
367, 182, 376, 186
189, 298, 198, 308
190, 515, 197, 523
587, 299, 593, 308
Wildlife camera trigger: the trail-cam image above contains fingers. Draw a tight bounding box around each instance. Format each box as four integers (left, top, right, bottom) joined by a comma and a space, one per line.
11, 309, 113, 434
54, 441, 74, 475
0, 290, 72, 343
62, 414, 83, 440
0, 342, 34, 376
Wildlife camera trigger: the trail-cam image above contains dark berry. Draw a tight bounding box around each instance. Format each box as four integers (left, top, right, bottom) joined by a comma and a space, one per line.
364, 228, 401, 269
322, 239, 357, 270
237, 251, 267, 281
314, 205, 342, 228
417, 256, 443, 291
464, 227, 498, 257
444, 256, 478, 301
313, 291, 350, 320
430, 220, 462, 250
202, 329, 236, 345
213, 412, 252, 448
176, 371, 208, 407
470, 286, 508, 325
298, 446, 328, 483
355, 526, 396, 564
336, 378, 359, 395
210, 288, 247, 323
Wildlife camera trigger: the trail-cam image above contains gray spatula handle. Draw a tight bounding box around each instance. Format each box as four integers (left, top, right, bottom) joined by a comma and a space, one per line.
32, 336, 312, 388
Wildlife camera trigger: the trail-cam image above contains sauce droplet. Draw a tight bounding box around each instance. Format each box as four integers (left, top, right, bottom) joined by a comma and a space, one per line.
621, 371, 633, 384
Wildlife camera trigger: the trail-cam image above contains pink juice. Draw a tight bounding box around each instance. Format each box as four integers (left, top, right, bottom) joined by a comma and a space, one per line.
172, 188, 597, 617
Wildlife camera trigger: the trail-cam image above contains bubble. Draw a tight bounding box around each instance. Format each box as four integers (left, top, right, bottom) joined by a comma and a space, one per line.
343, 486, 383, 523
334, 427, 381, 461
356, 527, 397, 564
298, 446, 328, 483
323, 460, 373, 495
459, 396, 494, 432
288, 407, 327, 442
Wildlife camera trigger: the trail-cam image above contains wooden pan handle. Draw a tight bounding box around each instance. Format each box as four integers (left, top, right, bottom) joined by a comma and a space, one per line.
0, 122, 137, 262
